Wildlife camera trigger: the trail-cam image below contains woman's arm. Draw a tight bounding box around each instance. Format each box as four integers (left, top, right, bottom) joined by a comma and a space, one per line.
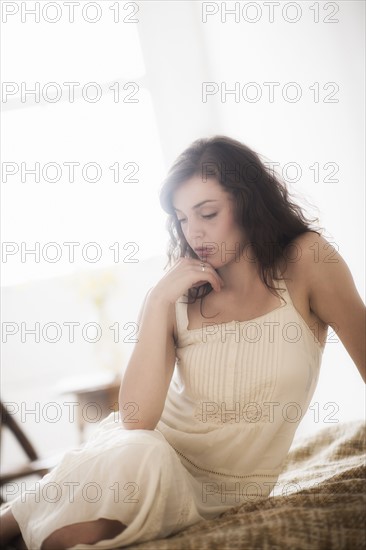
118, 289, 177, 430
299, 232, 366, 383
119, 257, 224, 430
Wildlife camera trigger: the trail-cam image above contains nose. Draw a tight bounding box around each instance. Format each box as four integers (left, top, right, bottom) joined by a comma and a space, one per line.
184, 218, 204, 242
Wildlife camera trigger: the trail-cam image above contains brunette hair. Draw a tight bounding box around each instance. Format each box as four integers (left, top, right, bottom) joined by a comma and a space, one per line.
159, 135, 323, 306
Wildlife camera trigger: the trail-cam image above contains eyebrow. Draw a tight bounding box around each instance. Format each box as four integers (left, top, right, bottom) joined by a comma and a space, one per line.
173, 200, 219, 213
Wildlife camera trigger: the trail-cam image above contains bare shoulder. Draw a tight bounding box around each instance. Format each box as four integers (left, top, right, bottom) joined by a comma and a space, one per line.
286, 230, 355, 294
281, 230, 356, 311
283, 230, 335, 274
278, 231, 323, 296
278, 232, 329, 345
284, 231, 365, 380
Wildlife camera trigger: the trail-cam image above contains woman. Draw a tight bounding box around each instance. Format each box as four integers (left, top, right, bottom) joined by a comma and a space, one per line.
1, 135, 365, 549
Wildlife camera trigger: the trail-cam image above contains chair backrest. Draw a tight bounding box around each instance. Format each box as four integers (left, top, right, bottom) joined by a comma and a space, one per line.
0, 400, 39, 462
0, 400, 51, 503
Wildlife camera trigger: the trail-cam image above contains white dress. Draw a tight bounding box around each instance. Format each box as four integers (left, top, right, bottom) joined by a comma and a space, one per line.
9, 276, 324, 549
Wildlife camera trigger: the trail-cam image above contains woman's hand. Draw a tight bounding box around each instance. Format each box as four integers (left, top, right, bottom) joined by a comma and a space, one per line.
151, 257, 225, 305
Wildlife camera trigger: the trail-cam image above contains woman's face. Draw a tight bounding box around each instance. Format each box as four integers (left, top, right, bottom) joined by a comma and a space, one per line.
172, 176, 247, 268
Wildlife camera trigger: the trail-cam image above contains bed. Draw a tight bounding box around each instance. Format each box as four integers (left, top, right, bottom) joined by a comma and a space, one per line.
127, 419, 366, 550
4, 419, 365, 549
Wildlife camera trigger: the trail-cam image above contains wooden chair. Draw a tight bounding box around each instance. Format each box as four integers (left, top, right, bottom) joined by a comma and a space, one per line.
0, 400, 58, 503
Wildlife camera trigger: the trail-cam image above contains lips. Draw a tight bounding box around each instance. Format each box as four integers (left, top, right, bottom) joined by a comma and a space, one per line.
194, 247, 214, 255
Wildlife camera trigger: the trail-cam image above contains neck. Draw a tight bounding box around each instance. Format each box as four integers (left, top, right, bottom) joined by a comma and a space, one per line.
216, 255, 264, 297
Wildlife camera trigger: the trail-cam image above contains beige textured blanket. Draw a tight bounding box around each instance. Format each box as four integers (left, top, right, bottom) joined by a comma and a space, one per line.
128, 420, 366, 549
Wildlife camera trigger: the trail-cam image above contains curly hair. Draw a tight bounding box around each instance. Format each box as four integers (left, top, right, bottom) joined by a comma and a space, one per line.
158, 135, 323, 306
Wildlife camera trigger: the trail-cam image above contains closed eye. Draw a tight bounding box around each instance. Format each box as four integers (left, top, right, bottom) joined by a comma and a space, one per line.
177, 212, 217, 224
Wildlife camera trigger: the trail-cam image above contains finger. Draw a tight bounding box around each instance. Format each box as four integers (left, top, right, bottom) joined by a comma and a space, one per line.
197, 264, 224, 288
192, 273, 221, 292
191, 281, 206, 287
207, 273, 222, 292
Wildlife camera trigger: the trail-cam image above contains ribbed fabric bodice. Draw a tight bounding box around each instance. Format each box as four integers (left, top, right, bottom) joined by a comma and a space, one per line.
156, 276, 324, 495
